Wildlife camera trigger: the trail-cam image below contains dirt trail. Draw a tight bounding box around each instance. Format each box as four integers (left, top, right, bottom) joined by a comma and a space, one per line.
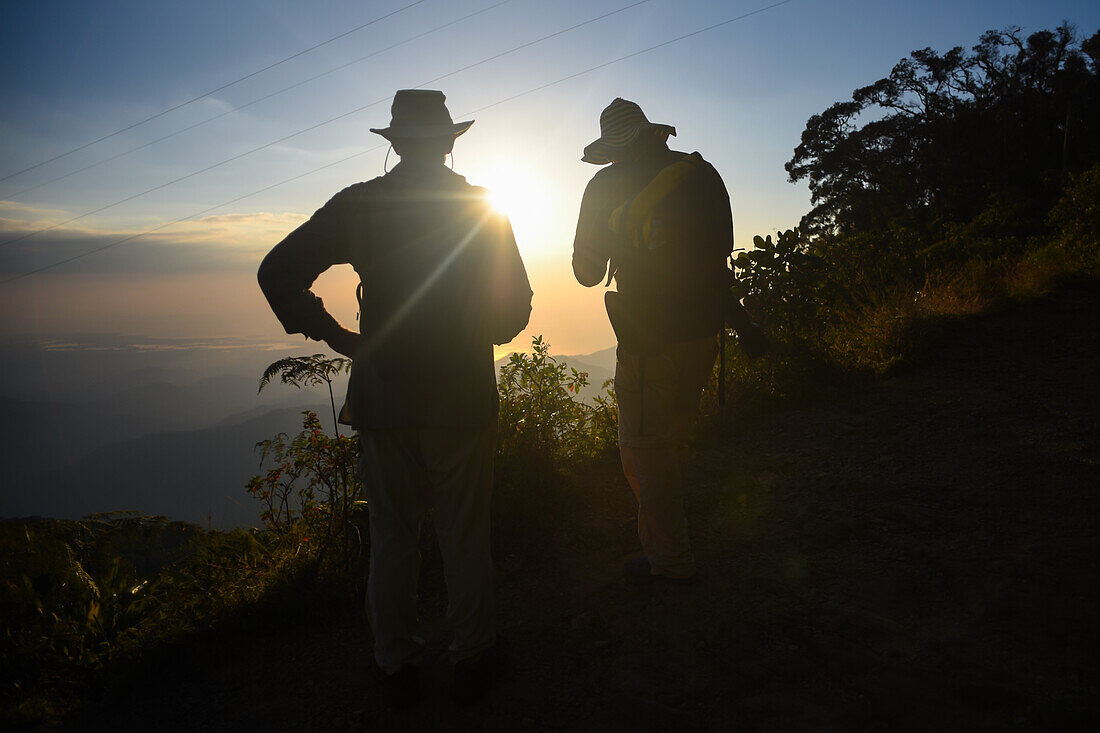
74, 285, 1098, 731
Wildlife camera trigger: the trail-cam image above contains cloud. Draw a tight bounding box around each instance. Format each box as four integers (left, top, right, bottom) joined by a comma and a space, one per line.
27, 333, 302, 353
0, 200, 71, 227
0, 201, 306, 275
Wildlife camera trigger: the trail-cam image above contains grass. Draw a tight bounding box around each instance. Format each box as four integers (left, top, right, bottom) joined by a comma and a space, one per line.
710, 237, 1099, 422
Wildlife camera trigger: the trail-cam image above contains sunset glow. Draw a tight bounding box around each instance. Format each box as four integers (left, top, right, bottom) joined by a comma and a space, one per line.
484, 165, 549, 237
2, 0, 1096, 359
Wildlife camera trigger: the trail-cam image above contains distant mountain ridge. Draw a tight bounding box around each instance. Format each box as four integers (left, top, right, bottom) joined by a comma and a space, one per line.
1, 340, 614, 527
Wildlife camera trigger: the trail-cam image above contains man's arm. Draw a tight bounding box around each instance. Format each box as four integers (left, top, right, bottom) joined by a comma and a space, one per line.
484, 209, 533, 345
571, 175, 619, 287
257, 188, 359, 355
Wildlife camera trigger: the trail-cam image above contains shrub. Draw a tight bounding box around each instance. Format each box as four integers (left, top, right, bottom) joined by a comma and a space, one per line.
1048, 163, 1100, 268
494, 335, 617, 550
248, 411, 363, 564
254, 355, 363, 574
496, 335, 617, 467
731, 228, 832, 343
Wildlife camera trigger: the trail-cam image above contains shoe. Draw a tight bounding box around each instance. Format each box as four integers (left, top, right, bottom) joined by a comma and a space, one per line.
381, 664, 420, 709
623, 556, 698, 585
450, 639, 508, 705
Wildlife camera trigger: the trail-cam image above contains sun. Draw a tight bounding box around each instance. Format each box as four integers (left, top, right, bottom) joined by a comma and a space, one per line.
481, 165, 548, 234
488, 184, 522, 217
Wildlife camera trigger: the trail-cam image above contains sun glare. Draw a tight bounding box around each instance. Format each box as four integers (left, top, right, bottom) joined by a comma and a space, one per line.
483, 165, 547, 235
488, 185, 520, 217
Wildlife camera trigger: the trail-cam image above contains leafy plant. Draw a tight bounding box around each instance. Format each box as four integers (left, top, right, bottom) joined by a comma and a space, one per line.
731, 228, 833, 341
259, 354, 351, 435
491, 336, 618, 550
256, 355, 361, 572
497, 335, 617, 466
248, 411, 362, 556
1048, 162, 1100, 266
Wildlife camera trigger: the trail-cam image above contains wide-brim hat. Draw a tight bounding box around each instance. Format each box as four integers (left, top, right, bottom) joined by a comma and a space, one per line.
370, 89, 474, 140
582, 98, 675, 165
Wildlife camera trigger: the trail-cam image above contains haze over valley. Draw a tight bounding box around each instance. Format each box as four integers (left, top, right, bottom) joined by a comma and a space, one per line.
0, 334, 613, 527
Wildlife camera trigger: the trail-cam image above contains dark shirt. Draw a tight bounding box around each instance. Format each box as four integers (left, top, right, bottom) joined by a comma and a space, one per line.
258, 162, 532, 429
572, 147, 733, 343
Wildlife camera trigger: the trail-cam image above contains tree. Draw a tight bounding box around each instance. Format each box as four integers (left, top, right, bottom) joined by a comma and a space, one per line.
787, 26, 1100, 249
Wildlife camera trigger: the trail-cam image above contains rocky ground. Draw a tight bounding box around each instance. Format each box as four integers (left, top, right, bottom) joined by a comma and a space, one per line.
70, 285, 1098, 731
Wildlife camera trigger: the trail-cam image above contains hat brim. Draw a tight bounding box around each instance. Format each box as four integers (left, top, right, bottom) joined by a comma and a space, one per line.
370, 120, 474, 141
581, 123, 676, 165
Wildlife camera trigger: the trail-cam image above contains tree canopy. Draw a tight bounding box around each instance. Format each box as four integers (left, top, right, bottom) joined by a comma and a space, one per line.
786, 25, 1100, 250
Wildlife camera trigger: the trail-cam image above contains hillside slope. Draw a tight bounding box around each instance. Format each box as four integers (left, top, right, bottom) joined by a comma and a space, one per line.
74, 285, 1098, 731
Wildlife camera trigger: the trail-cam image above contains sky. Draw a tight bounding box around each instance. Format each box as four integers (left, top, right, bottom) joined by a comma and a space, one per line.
2, 0, 1098, 358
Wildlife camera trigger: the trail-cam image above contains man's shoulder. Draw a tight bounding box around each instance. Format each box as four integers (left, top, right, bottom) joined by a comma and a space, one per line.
305, 179, 384, 215
681, 150, 724, 180
438, 174, 494, 212
444, 171, 492, 201
665, 150, 726, 197
667, 149, 715, 172
465, 185, 497, 214
329, 177, 386, 202
587, 164, 622, 187
582, 165, 632, 204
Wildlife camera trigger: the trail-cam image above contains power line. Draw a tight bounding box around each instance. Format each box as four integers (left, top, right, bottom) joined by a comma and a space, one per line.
0, 0, 654, 250
466, 0, 795, 116
0, 0, 427, 184
0, 0, 795, 286
2, 0, 519, 202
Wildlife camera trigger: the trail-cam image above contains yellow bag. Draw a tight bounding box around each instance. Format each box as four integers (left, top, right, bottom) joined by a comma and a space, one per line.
607, 153, 705, 250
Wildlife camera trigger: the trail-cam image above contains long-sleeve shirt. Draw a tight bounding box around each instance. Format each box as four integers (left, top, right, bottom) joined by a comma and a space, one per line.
258, 162, 532, 429
572, 146, 733, 344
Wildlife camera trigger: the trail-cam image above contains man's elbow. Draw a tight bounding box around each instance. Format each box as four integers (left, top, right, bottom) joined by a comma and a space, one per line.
257, 249, 281, 302
572, 253, 606, 288
256, 248, 298, 332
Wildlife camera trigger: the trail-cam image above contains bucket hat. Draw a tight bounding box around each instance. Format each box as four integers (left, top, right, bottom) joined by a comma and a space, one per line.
370, 89, 474, 140
582, 98, 676, 165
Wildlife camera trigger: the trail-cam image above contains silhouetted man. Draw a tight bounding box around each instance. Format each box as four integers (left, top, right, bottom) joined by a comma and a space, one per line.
572, 98, 732, 583
258, 89, 532, 704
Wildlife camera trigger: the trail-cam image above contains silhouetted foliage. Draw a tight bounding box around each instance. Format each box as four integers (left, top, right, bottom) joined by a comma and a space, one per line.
248, 411, 363, 555
1048, 162, 1100, 263
695, 23, 1100, 406
0, 514, 281, 725
731, 228, 832, 341
497, 335, 618, 467
259, 354, 351, 434
257, 355, 360, 572
787, 25, 1100, 250
493, 335, 617, 551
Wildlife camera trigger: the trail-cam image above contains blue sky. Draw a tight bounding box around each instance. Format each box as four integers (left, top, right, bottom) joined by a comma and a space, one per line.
1, 0, 1097, 354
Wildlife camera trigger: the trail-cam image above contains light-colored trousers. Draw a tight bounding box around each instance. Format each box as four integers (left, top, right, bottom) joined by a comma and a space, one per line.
358, 423, 497, 674
615, 336, 717, 578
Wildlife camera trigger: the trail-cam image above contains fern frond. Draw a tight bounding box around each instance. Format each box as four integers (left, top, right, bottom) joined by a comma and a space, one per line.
259, 357, 300, 393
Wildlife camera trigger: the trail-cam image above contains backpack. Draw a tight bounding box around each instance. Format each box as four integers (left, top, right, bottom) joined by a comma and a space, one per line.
602, 153, 728, 355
